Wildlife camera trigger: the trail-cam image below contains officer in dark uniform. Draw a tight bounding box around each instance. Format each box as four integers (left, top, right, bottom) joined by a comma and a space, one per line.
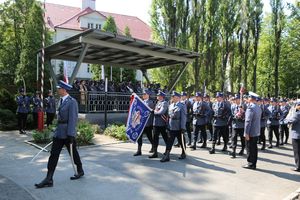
149, 91, 169, 158
160, 91, 186, 162
243, 92, 262, 170
133, 89, 154, 156
204, 93, 213, 141
35, 80, 84, 188
258, 98, 270, 150
16, 88, 30, 134
44, 90, 56, 127
279, 98, 290, 144
229, 94, 246, 158
209, 92, 231, 154
191, 92, 210, 150
267, 98, 282, 148
181, 92, 193, 146
31, 91, 43, 129
285, 99, 300, 172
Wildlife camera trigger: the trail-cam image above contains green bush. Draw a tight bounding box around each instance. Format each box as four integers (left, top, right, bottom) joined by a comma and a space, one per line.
0, 89, 17, 112
104, 124, 127, 141
76, 120, 95, 145
0, 108, 17, 130
32, 128, 52, 144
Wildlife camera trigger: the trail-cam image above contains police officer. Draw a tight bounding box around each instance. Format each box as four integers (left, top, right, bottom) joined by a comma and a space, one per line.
149, 91, 169, 158
181, 92, 193, 146
229, 94, 246, 158
44, 90, 56, 127
160, 91, 186, 162
204, 93, 214, 141
191, 92, 210, 150
267, 98, 281, 148
133, 89, 154, 156
279, 98, 290, 145
32, 91, 43, 129
209, 92, 231, 154
35, 80, 84, 188
258, 98, 270, 150
16, 88, 30, 134
285, 99, 300, 172
243, 92, 262, 170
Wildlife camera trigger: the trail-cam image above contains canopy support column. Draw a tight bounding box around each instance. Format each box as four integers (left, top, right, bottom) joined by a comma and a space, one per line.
69, 43, 89, 84
167, 63, 188, 92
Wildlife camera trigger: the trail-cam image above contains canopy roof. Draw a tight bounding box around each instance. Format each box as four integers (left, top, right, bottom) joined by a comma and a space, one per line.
44, 29, 199, 70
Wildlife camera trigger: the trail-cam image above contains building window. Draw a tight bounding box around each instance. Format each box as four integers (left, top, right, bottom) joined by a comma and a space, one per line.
87, 64, 90, 73
88, 23, 94, 29
95, 24, 101, 30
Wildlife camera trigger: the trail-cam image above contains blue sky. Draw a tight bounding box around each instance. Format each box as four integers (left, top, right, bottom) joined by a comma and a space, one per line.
0, 0, 295, 25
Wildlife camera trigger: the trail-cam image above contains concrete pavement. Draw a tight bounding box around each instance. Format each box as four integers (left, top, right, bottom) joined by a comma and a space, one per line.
0, 130, 299, 200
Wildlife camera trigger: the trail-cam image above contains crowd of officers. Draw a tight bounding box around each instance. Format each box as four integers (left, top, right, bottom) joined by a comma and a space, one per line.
16, 88, 56, 134
134, 89, 300, 171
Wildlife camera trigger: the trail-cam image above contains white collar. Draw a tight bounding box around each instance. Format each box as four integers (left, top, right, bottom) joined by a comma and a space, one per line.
61, 94, 69, 103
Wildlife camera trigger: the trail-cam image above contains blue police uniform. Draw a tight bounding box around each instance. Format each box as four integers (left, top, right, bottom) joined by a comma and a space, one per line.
244, 100, 262, 169
267, 103, 282, 148
16, 89, 31, 134
35, 80, 84, 189
191, 98, 211, 149
279, 104, 290, 144
181, 95, 193, 145
44, 93, 56, 127
285, 104, 300, 171
149, 91, 169, 158
161, 91, 186, 162
259, 103, 270, 150
31, 94, 42, 129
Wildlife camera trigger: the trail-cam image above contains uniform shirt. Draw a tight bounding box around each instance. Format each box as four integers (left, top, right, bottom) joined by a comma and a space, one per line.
168, 102, 186, 131
279, 105, 290, 125
244, 103, 262, 137
231, 103, 246, 129
285, 109, 300, 139
181, 99, 193, 123
153, 100, 168, 127
44, 96, 56, 114
212, 101, 231, 126
267, 105, 281, 126
192, 101, 211, 126
144, 99, 154, 127
31, 96, 42, 113
260, 104, 270, 128
16, 95, 31, 113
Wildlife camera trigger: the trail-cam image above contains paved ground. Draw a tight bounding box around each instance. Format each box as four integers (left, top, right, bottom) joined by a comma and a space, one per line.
0, 130, 299, 200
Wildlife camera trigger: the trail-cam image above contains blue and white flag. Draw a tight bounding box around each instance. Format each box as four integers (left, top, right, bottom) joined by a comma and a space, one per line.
126, 94, 152, 143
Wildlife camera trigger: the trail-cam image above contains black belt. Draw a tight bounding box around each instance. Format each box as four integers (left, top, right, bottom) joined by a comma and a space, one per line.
58, 120, 68, 124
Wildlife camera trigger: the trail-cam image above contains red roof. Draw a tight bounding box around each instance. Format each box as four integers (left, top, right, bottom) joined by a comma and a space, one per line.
45, 3, 152, 41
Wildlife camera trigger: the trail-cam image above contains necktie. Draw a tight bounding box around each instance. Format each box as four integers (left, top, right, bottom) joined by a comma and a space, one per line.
60, 98, 63, 106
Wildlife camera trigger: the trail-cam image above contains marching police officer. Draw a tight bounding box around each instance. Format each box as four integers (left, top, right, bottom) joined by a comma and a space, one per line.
210, 92, 231, 154
285, 99, 300, 172
161, 91, 186, 162
229, 94, 246, 158
267, 98, 281, 148
258, 98, 270, 150
181, 92, 193, 146
44, 90, 56, 127
204, 93, 213, 141
243, 92, 262, 170
35, 80, 84, 188
191, 92, 210, 150
279, 98, 290, 144
16, 88, 30, 134
133, 89, 154, 156
149, 91, 169, 158
31, 91, 43, 129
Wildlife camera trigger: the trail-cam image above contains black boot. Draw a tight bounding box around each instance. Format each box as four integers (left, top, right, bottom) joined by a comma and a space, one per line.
238, 148, 244, 155
149, 146, 154, 153
178, 152, 186, 159
35, 171, 54, 188
148, 149, 158, 158
134, 145, 142, 156
209, 145, 215, 154
200, 142, 207, 148
160, 150, 170, 162
70, 166, 84, 180
221, 145, 227, 152
230, 148, 236, 158
190, 142, 196, 150
261, 141, 266, 150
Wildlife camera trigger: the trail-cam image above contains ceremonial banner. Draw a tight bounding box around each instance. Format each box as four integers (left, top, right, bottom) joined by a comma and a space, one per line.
126, 94, 152, 142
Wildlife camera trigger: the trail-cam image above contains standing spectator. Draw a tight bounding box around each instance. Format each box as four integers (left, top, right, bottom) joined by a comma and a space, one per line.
31, 91, 42, 129
16, 88, 30, 134
44, 90, 56, 127
79, 80, 87, 105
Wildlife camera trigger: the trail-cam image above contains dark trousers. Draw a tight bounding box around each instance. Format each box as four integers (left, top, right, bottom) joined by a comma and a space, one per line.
17, 112, 28, 132
232, 128, 245, 149
193, 125, 207, 144
268, 125, 280, 145
186, 122, 192, 143
292, 139, 300, 170
32, 112, 38, 129
246, 136, 258, 166
280, 124, 289, 143
212, 126, 228, 145
259, 127, 266, 146
153, 126, 168, 150
48, 137, 83, 174
166, 130, 185, 154
46, 112, 55, 127
206, 123, 213, 139
137, 126, 153, 146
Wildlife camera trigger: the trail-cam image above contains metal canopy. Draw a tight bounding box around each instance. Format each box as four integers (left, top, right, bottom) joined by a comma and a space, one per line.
43, 29, 199, 91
